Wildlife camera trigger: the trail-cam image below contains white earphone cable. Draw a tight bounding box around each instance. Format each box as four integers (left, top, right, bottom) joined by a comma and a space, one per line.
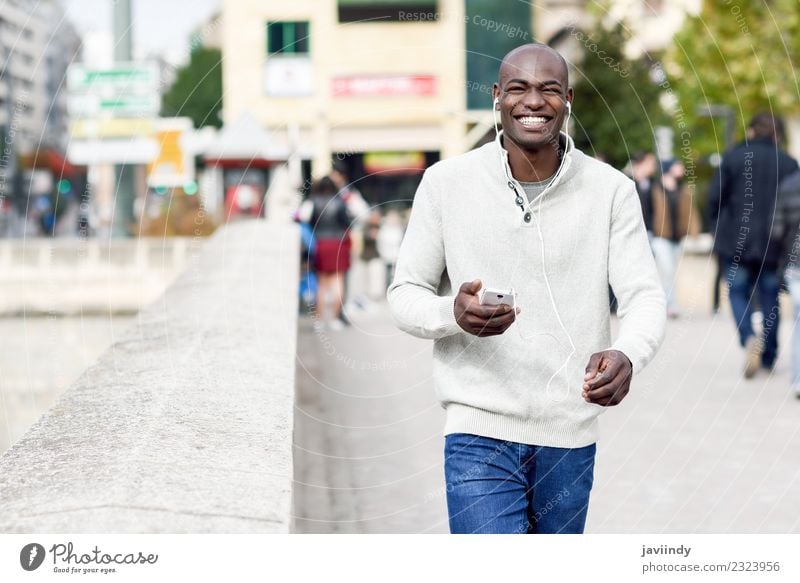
494, 95, 578, 399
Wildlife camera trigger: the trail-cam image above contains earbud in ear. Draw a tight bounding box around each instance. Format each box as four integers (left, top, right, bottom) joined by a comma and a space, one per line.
493, 97, 500, 109
566, 101, 572, 113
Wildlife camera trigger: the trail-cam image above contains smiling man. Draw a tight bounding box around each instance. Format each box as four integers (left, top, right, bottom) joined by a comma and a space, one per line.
387, 43, 666, 534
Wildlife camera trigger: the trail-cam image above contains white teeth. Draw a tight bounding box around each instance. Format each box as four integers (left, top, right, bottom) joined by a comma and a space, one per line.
518, 116, 548, 126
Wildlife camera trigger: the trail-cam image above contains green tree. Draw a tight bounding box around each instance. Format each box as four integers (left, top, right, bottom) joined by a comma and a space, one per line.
570, 22, 665, 168
665, 0, 800, 156
162, 47, 223, 128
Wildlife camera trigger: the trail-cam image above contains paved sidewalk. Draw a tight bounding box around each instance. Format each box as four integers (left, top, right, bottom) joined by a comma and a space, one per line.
293, 305, 449, 533
293, 255, 800, 533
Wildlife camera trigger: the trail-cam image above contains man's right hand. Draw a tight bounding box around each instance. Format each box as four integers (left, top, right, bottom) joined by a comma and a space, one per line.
454, 279, 520, 337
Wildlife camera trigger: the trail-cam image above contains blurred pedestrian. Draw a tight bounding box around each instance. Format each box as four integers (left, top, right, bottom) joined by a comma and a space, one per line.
773, 168, 800, 398
330, 161, 370, 323
297, 215, 318, 315
708, 113, 798, 378
628, 151, 658, 239
651, 160, 695, 318
377, 209, 404, 291
298, 177, 353, 332
617, 150, 657, 314
360, 209, 386, 300
331, 161, 369, 224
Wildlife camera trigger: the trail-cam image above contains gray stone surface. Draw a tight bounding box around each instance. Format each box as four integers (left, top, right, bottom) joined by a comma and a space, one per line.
0, 222, 299, 533
293, 308, 449, 533
0, 316, 136, 455
293, 253, 800, 533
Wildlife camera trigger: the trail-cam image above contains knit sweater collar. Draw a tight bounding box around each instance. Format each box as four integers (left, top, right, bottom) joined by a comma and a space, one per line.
494, 130, 577, 184
491, 130, 579, 210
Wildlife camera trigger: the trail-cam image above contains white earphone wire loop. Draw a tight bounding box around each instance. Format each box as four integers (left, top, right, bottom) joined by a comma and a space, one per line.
492, 94, 578, 400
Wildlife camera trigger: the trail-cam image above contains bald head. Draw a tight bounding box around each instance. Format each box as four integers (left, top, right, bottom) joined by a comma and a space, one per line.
492, 43, 573, 154
498, 43, 569, 87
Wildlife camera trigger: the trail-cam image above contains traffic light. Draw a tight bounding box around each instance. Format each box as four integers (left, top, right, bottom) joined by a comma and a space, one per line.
57, 179, 72, 194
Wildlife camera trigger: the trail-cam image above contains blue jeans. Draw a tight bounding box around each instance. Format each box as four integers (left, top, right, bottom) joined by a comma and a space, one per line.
724, 259, 780, 367
444, 433, 596, 534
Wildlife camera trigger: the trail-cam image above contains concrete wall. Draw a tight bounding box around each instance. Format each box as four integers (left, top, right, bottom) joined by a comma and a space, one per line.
0, 238, 192, 315
0, 221, 300, 533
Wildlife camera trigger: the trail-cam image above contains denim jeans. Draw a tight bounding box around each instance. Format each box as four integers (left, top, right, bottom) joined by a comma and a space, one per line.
784, 268, 800, 387
444, 433, 596, 534
724, 259, 780, 367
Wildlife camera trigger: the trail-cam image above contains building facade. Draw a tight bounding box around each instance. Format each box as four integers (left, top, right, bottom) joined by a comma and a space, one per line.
219, 0, 699, 209
0, 0, 81, 234
0, 0, 80, 154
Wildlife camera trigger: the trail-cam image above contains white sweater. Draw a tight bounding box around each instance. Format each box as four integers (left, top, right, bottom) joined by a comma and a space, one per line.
387, 132, 666, 448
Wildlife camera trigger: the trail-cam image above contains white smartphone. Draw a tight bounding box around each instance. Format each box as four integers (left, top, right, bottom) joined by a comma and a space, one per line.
479, 287, 517, 308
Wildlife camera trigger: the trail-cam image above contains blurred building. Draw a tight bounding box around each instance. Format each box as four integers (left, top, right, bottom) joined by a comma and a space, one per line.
218, 0, 700, 212
604, 0, 701, 54
0, 0, 80, 153
0, 0, 82, 235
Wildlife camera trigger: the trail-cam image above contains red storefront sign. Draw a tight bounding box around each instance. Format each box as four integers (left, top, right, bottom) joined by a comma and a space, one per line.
332, 75, 436, 97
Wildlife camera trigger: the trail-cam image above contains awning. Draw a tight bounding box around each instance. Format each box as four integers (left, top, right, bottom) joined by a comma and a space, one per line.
20, 148, 81, 178
204, 111, 291, 163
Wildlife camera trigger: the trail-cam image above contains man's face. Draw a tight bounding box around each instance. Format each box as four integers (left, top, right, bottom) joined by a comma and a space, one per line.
493, 48, 572, 152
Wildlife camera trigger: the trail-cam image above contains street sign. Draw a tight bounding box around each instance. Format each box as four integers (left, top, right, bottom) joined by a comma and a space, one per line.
68, 94, 160, 118
147, 118, 194, 188
67, 138, 159, 165
66, 62, 161, 119
67, 63, 159, 94
70, 118, 156, 139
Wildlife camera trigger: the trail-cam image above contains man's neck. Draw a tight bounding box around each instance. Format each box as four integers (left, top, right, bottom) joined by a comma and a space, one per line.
503, 135, 562, 183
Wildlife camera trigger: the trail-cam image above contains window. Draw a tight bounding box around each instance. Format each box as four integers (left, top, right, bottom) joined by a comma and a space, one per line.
266, 21, 310, 55
465, 0, 532, 110
265, 21, 313, 96
338, 0, 438, 23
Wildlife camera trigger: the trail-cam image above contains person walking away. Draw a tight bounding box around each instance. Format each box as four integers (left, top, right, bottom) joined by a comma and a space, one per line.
330, 161, 370, 323
629, 151, 658, 240
708, 113, 798, 378
651, 160, 695, 318
774, 168, 800, 398
299, 177, 353, 331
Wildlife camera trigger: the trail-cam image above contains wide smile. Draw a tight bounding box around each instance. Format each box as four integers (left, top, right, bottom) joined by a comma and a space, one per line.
513, 114, 553, 132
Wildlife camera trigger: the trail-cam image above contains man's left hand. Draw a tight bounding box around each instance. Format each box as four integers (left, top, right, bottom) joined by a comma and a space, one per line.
582, 350, 633, 406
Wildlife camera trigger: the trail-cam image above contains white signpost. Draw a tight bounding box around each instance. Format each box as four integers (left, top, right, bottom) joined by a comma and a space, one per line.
66, 63, 160, 118
66, 62, 162, 164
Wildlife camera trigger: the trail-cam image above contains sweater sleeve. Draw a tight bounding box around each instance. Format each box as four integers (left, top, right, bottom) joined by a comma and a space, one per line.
386, 169, 462, 339
608, 182, 667, 374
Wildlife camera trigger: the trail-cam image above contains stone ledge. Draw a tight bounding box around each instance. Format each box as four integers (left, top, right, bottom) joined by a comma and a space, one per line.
0, 221, 299, 533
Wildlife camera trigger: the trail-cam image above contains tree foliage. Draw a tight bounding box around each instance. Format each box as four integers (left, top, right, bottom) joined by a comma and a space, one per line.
570, 22, 665, 168
162, 47, 223, 129
665, 0, 800, 155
